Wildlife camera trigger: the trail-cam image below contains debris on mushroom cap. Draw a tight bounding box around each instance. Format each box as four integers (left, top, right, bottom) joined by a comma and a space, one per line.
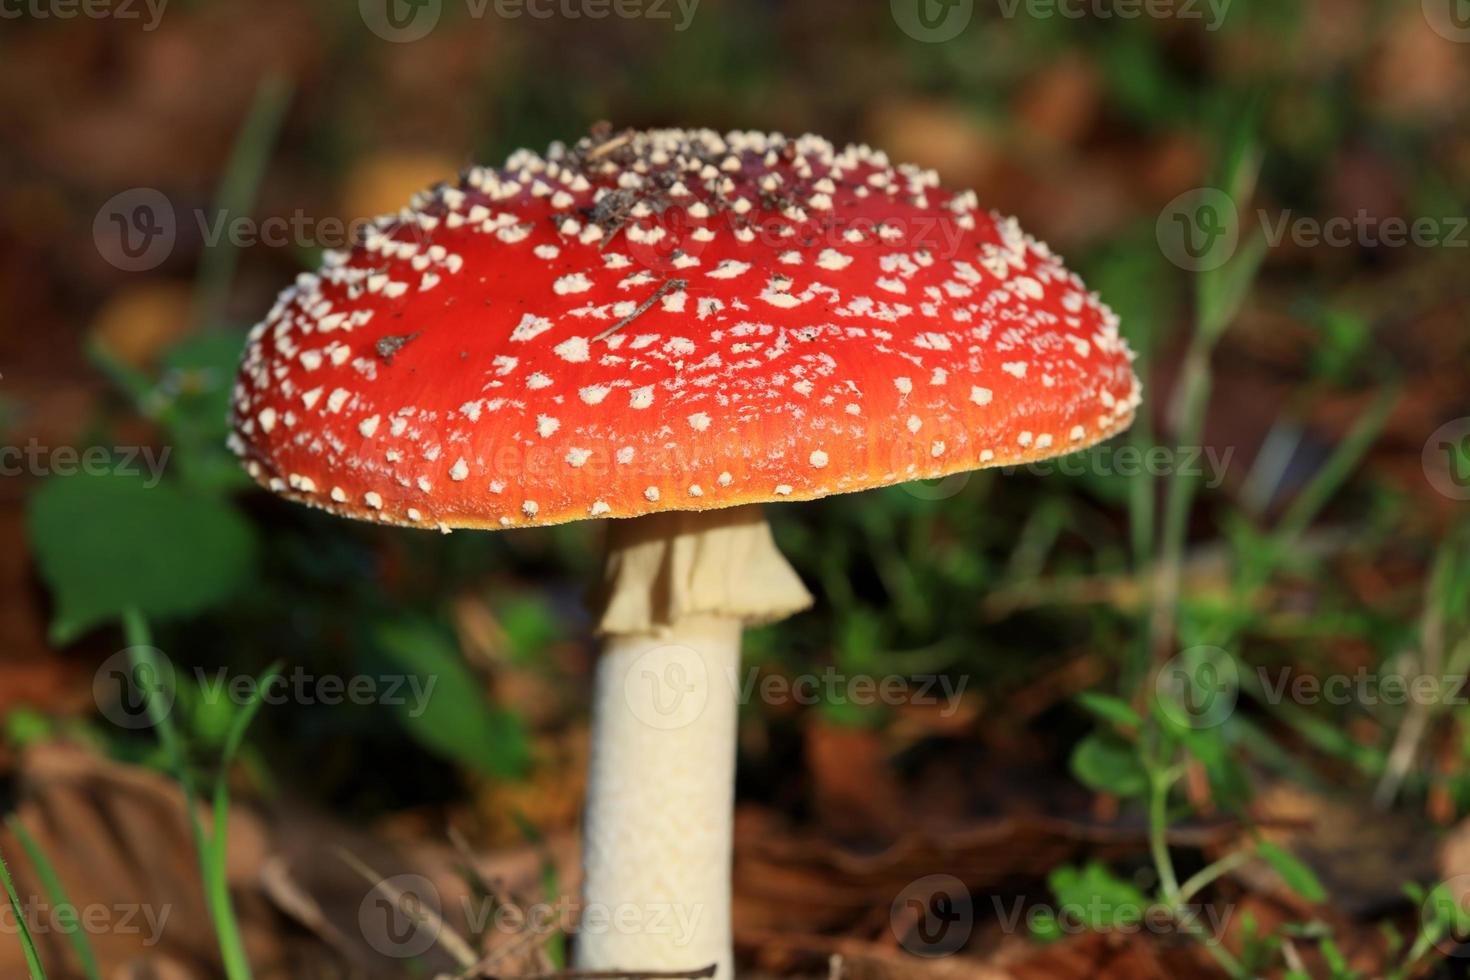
230, 128, 1142, 530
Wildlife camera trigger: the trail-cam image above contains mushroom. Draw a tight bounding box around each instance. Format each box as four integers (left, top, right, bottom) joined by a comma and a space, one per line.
229, 128, 1140, 977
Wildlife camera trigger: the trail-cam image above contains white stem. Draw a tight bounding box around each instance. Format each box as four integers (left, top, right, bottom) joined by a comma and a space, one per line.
576, 614, 742, 978
575, 507, 811, 979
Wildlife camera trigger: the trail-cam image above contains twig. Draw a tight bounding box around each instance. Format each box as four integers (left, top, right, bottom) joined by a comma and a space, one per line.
593, 279, 686, 342
453, 927, 544, 980
585, 130, 634, 161
335, 847, 479, 969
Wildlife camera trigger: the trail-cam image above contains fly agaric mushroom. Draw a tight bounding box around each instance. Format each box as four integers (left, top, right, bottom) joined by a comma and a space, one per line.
230, 128, 1139, 977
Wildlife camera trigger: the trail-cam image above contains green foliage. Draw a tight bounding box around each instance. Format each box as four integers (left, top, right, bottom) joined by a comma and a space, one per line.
5, 817, 100, 980
1075, 692, 1144, 729
1041, 862, 1153, 933
1069, 733, 1148, 798
1256, 841, 1326, 904
1308, 309, 1373, 384
122, 611, 267, 980
27, 473, 258, 644
496, 594, 562, 664
0, 843, 47, 979
368, 618, 531, 780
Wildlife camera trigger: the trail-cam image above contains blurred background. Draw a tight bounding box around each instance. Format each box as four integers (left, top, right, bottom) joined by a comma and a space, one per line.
2, 0, 1469, 977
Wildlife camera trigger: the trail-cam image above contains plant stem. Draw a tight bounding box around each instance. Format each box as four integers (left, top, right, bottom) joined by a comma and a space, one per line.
1177, 849, 1253, 907
1149, 769, 1182, 908
122, 609, 254, 980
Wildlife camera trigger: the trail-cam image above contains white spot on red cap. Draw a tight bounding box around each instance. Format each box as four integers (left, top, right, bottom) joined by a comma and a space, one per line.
554, 336, 590, 362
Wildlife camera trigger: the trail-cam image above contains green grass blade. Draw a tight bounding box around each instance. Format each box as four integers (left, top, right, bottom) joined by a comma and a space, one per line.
5, 817, 99, 980
1272, 385, 1399, 549
190, 73, 294, 330
0, 843, 47, 979
122, 608, 254, 980
208, 661, 283, 961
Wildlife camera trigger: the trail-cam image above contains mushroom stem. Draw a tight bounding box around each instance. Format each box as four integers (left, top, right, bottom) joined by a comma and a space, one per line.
578, 614, 741, 978
577, 506, 812, 980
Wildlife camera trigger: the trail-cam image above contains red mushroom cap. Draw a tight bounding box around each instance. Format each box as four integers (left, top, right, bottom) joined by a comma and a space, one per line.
230, 128, 1140, 530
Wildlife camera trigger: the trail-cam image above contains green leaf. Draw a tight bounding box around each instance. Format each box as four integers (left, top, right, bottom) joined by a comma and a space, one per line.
28, 473, 258, 644
497, 595, 561, 664
1027, 906, 1064, 943
1199, 231, 1268, 341
369, 618, 530, 780
1421, 881, 1470, 936
157, 331, 255, 493
1076, 693, 1144, 730
1069, 734, 1148, 798
1047, 862, 1153, 930
1179, 725, 1249, 808
1256, 841, 1326, 904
